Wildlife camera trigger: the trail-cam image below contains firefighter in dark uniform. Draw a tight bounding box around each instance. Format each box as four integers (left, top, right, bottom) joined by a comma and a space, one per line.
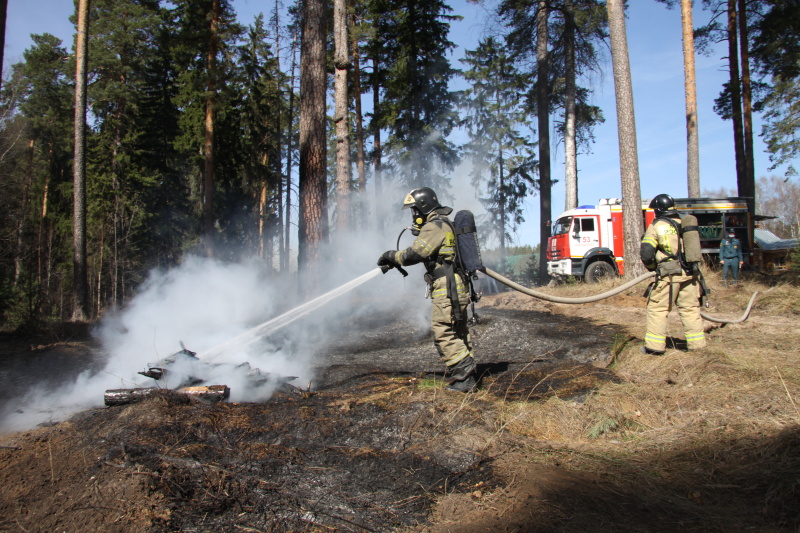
377, 187, 478, 392
640, 194, 707, 354
719, 230, 743, 285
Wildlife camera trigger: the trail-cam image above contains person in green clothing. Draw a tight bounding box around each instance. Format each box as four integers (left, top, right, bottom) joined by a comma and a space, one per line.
719, 230, 744, 285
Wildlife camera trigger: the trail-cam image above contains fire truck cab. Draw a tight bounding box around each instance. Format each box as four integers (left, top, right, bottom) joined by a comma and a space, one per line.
547, 198, 625, 283
546, 197, 752, 283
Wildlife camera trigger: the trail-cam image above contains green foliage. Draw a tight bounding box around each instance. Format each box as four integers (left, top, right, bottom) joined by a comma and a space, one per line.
523, 252, 541, 283
790, 246, 800, 272
759, 76, 800, 175
1, 269, 44, 331
482, 245, 540, 283
368, 0, 460, 190
587, 414, 644, 439
460, 37, 537, 248
0, 0, 297, 321
588, 416, 620, 439
751, 0, 800, 82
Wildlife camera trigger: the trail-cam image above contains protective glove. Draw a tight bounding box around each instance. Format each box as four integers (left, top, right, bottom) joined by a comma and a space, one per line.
377, 250, 400, 268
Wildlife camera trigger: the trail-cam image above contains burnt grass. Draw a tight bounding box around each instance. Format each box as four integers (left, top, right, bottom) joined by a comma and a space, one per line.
0, 304, 620, 532
2, 296, 798, 532
63, 385, 497, 532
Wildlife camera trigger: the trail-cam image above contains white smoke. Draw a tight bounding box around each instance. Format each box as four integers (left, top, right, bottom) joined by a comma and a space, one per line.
0, 169, 486, 433
0, 238, 429, 432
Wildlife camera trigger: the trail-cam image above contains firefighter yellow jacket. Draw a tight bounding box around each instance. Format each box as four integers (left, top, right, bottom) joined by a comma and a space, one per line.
640, 214, 692, 281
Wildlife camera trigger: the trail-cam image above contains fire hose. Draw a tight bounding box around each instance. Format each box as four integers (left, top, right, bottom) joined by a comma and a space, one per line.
482, 268, 758, 325
388, 226, 756, 325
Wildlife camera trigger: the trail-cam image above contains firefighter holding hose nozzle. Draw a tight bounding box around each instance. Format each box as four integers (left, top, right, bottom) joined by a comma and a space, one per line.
640, 194, 708, 355
377, 187, 478, 392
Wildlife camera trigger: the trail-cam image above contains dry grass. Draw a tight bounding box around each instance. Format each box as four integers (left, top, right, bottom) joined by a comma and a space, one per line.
5, 271, 798, 532
489, 271, 800, 440
460, 271, 800, 529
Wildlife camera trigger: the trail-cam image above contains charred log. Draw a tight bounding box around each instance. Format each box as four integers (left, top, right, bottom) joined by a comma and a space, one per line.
104, 385, 230, 406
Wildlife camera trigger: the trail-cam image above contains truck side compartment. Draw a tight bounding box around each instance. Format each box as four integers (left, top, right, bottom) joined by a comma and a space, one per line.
547, 197, 752, 282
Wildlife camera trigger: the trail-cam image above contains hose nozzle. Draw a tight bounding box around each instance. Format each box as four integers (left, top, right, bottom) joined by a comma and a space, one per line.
380, 264, 408, 277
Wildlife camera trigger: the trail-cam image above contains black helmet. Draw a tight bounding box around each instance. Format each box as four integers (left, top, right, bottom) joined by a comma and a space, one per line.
649, 194, 675, 215
402, 187, 441, 215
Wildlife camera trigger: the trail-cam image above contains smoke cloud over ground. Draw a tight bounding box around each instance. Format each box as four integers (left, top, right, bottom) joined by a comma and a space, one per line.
0, 174, 488, 432
0, 222, 431, 432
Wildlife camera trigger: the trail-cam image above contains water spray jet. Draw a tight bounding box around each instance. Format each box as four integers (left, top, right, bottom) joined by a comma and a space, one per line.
198, 268, 386, 362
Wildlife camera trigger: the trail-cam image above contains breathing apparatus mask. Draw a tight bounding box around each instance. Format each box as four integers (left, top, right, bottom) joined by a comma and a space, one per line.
410, 208, 424, 236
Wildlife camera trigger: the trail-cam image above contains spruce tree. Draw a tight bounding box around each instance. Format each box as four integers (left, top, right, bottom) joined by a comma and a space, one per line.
169, 0, 242, 255
2, 34, 73, 320
84, 0, 166, 308
460, 37, 537, 274
371, 0, 460, 192
238, 14, 285, 268
751, 0, 800, 176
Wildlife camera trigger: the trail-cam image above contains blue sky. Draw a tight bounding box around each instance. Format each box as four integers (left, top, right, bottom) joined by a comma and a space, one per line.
3, 0, 787, 247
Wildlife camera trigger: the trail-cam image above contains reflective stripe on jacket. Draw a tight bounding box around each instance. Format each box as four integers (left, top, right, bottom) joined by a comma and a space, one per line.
640, 216, 681, 271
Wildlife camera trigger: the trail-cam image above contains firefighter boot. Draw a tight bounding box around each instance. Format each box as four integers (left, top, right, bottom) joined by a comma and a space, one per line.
446, 356, 478, 392
446, 374, 477, 393
640, 346, 665, 356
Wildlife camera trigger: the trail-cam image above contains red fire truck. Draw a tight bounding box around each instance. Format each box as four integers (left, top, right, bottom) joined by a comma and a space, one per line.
546, 197, 752, 283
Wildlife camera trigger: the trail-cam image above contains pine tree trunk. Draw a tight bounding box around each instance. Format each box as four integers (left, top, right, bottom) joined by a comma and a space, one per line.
0, 0, 6, 94
96, 225, 104, 317
14, 139, 35, 287
38, 167, 50, 289
112, 219, 119, 311
333, 0, 351, 232
499, 148, 506, 275
372, 55, 382, 232
351, 21, 367, 230
682, 0, 700, 197
564, 0, 578, 211
72, 0, 90, 321
727, 0, 746, 196
607, 0, 644, 279
298, 0, 329, 289
275, 0, 285, 271
737, 0, 755, 212
536, 1, 552, 286
285, 33, 298, 273
259, 169, 268, 259
202, 0, 220, 256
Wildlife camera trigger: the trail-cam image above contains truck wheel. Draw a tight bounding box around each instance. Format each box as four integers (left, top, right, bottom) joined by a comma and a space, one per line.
585, 261, 614, 283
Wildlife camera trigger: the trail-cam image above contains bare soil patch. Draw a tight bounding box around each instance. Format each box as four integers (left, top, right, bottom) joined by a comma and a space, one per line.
1, 271, 799, 532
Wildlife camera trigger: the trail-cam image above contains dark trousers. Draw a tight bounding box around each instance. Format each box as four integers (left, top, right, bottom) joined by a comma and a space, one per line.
722, 258, 740, 281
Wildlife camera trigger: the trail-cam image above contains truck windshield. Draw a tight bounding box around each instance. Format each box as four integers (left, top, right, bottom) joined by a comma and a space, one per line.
551, 216, 572, 236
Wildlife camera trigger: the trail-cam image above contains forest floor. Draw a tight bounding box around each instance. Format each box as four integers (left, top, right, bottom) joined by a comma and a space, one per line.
0, 269, 799, 533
